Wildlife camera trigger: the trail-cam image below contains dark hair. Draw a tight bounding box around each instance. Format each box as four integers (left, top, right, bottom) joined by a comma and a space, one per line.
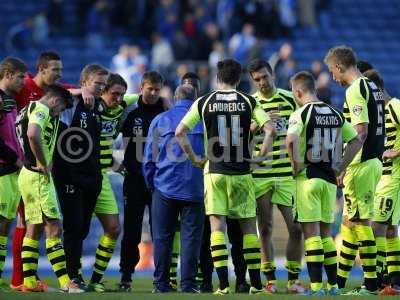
46, 84, 73, 108
79, 64, 108, 86
36, 51, 61, 70
141, 71, 164, 85
290, 71, 316, 93
174, 84, 196, 101
247, 59, 273, 75
363, 69, 384, 89
181, 72, 200, 90
217, 59, 241, 86
357, 60, 374, 73
324, 45, 357, 69
0, 57, 27, 80
104, 73, 127, 92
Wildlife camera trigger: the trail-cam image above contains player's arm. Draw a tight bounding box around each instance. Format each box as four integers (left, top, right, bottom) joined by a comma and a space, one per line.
27, 124, 50, 175
286, 111, 304, 176
346, 82, 369, 144
353, 123, 368, 144
175, 100, 204, 168
252, 103, 276, 159
336, 121, 363, 175
68, 87, 95, 108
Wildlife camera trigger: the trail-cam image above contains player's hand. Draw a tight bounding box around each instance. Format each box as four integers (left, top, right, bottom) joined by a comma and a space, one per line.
292, 161, 305, 176
32, 164, 51, 177
192, 156, 206, 169
250, 121, 258, 134
383, 150, 399, 161
267, 110, 280, 122
82, 87, 95, 109
336, 171, 346, 188
112, 162, 126, 175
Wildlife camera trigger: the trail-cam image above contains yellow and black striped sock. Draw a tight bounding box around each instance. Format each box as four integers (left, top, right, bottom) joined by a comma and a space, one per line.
91, 235, 116, 284
196, 263, 203, 285
210, 231, 229, 289
386, 237, 400, 286
322, 237, 338, 289
337, 224, 358, 288
286, 260, 301, 283
354, 225, 377, 291
0, 236, 7, 279
375, 236, 386, 287
46, 238, 69, 288
22, 237, 39, 289
169, 230, 180, 287
243, 234, 262, 289
261, 261, 276, 282
305, 236, 324, 291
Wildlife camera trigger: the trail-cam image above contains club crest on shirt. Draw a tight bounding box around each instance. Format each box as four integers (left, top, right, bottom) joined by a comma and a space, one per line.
134, 117, 142, 125
289, 118, 297, 127
352, 105, 363, 116
35, 111, 45, 120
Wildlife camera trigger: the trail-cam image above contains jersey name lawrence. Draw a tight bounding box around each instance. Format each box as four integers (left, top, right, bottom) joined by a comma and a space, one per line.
200, 90, 255, 175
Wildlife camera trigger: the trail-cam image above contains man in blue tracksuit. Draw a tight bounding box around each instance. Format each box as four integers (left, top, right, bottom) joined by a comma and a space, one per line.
143, 84, 204, 293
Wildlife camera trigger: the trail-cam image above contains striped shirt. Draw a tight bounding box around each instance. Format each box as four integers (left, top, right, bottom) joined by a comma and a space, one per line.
382, 97, 400, 177
252, 88, 296, 178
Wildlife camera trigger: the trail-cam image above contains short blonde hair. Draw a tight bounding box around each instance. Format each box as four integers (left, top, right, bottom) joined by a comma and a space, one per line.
324, 45, 357, 70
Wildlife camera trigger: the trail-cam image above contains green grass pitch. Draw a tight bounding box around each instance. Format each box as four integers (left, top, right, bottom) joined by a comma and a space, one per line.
0, 277, 390, 300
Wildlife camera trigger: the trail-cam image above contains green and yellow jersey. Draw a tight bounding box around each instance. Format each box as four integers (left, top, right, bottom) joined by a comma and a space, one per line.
343, 77, 385, 165
16, 101, 59, 168
98, 94, 139, 169
382, 97, 400, 177
252, 88, 297, 178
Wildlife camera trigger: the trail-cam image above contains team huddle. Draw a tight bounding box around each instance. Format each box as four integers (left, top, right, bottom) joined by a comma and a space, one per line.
0, 45, 399, 296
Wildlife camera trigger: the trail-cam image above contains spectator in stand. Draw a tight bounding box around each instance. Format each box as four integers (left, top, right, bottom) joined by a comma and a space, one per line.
298, 0, 317, 28
310, 60, 323, 80
32, 12, 49, 46
110, 45, 148, 93
5, 18, 34, 52
172, 31, 192, 61
151, 32, 174, 72
316, 0, 332, 30
316, 72, 332, 105
228, 23, 256, 65
155, 0, 180, 41
279, 0, 297, 37
269, 42, 296, 88
47, 0, 64, 35
197, 65, 211, 95
195, 22, 220, 61
86, 0, 109, 49
217, 0, 240, 42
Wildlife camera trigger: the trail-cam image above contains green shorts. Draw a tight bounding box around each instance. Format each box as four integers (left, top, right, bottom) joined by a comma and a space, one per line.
253, 176, 295, 206
0, 171, 20, 220
373, 175, 400, 225
18, 167, 61, 224
204, 173, 256, 219
343, 158, 382, 220
294, 172, 337, 223
94, 170, 118, 215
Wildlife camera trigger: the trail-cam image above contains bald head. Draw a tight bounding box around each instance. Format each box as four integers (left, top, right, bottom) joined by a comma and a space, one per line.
174, 84, 197, 102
